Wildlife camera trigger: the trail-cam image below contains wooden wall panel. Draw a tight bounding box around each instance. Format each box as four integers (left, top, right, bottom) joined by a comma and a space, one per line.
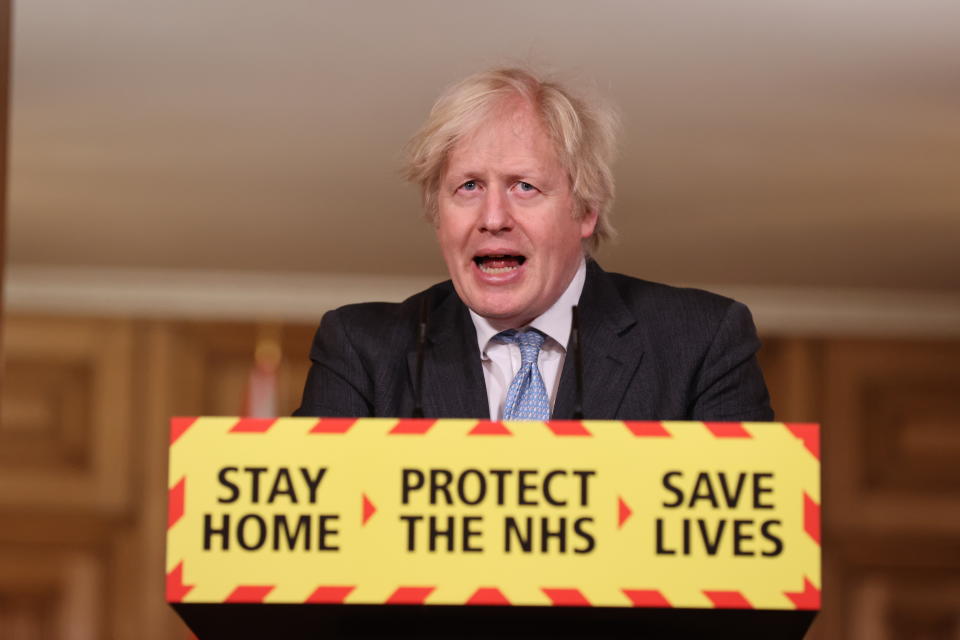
757, 336, 824, 423
0, 317, 133, 513
821, 340, 960, 537
0, 547, 104, 640
158, 321, 315, 417
0, 316, 138, 640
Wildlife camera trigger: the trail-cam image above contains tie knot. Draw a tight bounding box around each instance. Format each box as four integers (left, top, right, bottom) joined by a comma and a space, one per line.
496, 329, 545, 365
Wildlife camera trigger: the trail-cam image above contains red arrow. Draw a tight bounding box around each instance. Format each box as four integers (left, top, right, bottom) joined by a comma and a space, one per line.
362, 493, 376, 525
618, 496, 632, 528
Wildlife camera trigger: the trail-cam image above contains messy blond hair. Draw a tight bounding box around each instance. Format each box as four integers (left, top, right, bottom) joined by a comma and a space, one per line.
403, 67, 619, 249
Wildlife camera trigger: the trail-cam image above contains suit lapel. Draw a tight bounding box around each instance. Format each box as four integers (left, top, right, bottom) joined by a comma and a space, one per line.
407, 288, 489, 418
552, 262, 646, 420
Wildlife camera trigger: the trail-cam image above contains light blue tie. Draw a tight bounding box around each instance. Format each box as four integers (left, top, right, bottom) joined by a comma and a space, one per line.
498, 329, 550, 420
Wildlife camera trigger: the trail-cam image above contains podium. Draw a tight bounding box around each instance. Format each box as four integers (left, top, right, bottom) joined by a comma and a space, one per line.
167, 418, 820, 638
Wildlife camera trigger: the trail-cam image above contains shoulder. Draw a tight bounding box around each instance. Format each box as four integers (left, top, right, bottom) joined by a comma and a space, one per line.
589, 262, 750, 337
603, 269, 736, 310
320, 280, 460, 346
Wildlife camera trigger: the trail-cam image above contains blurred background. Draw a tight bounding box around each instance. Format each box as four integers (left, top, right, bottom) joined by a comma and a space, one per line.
1, 0, 959, 638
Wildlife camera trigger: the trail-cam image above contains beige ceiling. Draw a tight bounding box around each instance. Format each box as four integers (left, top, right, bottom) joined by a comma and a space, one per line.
7, 0, 960, 291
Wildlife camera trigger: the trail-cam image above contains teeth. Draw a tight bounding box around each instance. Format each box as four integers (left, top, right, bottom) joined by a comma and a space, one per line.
479, 264, 519, 274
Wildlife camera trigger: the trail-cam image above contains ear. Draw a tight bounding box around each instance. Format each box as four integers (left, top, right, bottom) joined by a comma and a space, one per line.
579, 208, 599, 239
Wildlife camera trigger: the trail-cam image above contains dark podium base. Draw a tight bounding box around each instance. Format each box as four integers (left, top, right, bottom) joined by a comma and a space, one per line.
173, 603, 816, 639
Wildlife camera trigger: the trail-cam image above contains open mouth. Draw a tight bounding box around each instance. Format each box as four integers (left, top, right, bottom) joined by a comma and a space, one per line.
473, 254, 526, 274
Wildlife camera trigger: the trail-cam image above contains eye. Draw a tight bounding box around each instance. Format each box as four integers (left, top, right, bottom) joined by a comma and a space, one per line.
460, 180, 478, 192
517, 181, 536, 192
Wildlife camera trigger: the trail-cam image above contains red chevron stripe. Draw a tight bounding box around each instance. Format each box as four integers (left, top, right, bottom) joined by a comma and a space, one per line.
170, 417, 198, 445
786, 423, 820, 460
804, 493, 821, 545
305, 586, 355, 604
623, 421, 671, 437
469, 421, 513, 435
542, 588, 590, 606
785, 577, 821, 610
545, 421, 591, 436
704, 422, 751, 438
622, 589, 671, 607
167, 477, 185, 529
385, 586, 435, 604
165, 562, 194, 602
309, 418, 357, 433
389, 419, 436, 434
230, 418, 276, 433
225, 585, 274, 603
704, 590, 753, 609
466, 587, 511, 605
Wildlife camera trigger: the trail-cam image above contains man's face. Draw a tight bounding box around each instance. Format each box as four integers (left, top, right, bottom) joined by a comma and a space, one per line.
435, 101, 597, 330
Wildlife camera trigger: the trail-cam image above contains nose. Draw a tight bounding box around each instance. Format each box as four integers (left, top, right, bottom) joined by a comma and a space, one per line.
478, 187, 514, 234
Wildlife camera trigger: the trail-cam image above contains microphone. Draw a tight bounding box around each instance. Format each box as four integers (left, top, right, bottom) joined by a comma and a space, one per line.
571, 305, 585, 420
411, 295, 429, 418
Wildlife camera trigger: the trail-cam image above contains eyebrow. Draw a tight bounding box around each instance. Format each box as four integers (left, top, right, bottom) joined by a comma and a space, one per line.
445, 169, 545, 184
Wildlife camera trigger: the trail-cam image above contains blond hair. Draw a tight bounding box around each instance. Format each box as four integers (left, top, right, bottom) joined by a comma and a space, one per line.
403, 67, 619, 249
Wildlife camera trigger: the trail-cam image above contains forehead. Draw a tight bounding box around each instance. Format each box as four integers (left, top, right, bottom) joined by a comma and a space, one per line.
445, 99, 562, 172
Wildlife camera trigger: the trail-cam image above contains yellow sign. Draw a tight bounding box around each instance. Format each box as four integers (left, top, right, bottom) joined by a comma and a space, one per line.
166, 418, 820, 610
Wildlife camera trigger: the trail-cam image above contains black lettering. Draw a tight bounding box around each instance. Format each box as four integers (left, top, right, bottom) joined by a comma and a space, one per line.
683, 517, 691, 554
543, 470, 567, 506
573, 517, 595, 554
733, 519, 755, 556
655, 518, 675, 555
760, 520, 784, 556
203, 513, 230, 550
718, 472, 747, 508
300, 467, 327, 503
753, 473, 775, 509
401, 469, 424, 504
400, 515, 422, 551
217, 467, 240, 503
430, 469, 454, 505
540, 516, 566, 553
458, 469, 487, 506
689, 472, 719, 508
429, 515, 456, 552
490, 469, 512, 506
273, 514, 311, 550
317, 514, 339, 551
268, 468, 297, 504
662, 471, 684, 507
572, 470, 595, 506
237, 514, 267, 550
245, 467, 268, 503
517, 470, 538, 505
504, 517, 533, 552
463, 516, 483, 552
699, 519, 727, 555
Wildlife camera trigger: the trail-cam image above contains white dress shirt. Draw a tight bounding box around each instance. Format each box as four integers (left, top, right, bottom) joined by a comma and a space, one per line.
468, 258, 587, 420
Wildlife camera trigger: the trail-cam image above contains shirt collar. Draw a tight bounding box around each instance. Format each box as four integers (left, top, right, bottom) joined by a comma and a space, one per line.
469, 257, 587, 358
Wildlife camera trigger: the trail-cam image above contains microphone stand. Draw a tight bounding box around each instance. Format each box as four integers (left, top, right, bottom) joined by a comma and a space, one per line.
571, 305, 585, 420
412, 295, 428, 418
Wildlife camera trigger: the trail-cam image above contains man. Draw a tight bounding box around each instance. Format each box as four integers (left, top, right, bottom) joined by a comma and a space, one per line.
295, 68, 772, 422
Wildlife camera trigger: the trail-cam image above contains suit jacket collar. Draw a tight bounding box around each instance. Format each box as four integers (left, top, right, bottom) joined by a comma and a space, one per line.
552, 260, 646, 419
406, 285, 490, 418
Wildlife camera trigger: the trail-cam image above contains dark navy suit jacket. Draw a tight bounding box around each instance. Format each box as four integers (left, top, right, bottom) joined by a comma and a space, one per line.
295, 261, 773, 421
